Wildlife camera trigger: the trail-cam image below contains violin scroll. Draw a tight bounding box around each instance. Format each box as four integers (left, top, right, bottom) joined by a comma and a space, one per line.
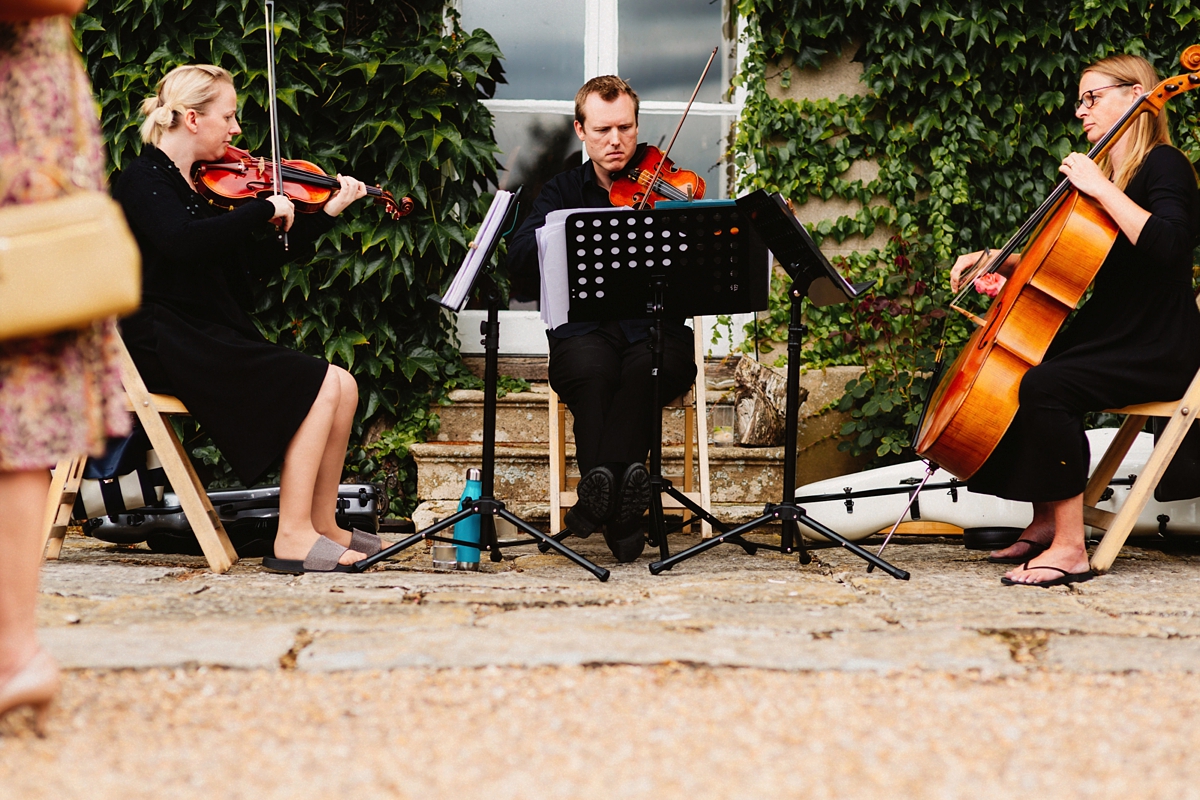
376, 188, 415, 219
1181, 45, 1200, 72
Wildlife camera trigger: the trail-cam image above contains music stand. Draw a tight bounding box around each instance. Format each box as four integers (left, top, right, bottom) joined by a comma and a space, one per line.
354, 188, 610, 582
647, 190, 910, 580
549, 202, 766, 558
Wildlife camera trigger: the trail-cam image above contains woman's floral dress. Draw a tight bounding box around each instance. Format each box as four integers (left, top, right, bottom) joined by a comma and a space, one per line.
0, 17, 129, 472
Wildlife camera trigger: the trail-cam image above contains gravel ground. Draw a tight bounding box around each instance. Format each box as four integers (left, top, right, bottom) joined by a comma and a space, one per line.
2, 666, 1198, 799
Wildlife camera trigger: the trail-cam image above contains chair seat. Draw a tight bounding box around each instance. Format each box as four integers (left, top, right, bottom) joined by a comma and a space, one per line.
1103, 400, 1181, 416
124, 393, 189, 415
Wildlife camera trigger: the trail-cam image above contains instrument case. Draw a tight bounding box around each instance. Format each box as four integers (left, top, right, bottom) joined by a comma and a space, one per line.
84, 483, 382, 557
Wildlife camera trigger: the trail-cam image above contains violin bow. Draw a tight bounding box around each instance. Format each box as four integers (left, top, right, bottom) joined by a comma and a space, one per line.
264, 0, 287, 249
635, 46, 719, 210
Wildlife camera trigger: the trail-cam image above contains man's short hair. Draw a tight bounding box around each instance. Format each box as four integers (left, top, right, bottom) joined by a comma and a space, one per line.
574, 76, 639, 125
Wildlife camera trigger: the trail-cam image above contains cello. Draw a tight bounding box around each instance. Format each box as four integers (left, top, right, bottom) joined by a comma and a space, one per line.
915, 45, 1200, 479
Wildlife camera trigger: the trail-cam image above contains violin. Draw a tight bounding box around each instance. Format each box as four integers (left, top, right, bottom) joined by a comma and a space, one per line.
609, 144, 705, 208
193, 145, 415, 220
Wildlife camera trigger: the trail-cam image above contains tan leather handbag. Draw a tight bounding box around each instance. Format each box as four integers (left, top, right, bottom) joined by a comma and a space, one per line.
0, 189, 140, 340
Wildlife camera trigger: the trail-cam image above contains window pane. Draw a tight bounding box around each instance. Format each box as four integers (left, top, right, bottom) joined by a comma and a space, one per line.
634, 114, 729, 198
619, 0, 727, 103
461, 0, 585, 100
491, 111, 579, 194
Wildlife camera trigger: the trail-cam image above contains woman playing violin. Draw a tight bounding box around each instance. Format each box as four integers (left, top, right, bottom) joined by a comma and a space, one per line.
115, 64, 377, 573
948, 54, 1200, 586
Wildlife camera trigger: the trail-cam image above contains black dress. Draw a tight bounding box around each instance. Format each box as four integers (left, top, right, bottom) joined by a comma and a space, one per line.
969, 145, 1200, 502
114, 145, 337, 486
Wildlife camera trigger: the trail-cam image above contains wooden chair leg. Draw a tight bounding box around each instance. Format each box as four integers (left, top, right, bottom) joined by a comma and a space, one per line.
692, 316, 712, 537
549, 388, 564, 534
1091, 391, 1200, 572
1083, 415, 1146, 507
116, 335, 236, 573
42, 456, 84, 560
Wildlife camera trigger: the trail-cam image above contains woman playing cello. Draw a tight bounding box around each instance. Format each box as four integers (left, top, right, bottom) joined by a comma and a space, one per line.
948, 54, 1200, 586
116, 64, 377, 573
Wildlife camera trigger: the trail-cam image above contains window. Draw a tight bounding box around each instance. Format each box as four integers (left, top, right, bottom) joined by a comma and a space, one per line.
459, 0, 744, 199
453, 0, 748, 352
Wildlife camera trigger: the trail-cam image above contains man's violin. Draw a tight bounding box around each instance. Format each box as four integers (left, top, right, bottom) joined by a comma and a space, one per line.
193, 145, 415, 220
609, 144, 705, 208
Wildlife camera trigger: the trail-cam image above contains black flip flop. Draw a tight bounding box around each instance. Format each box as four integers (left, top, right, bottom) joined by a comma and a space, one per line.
262, 534, 358, 574
1000, 562, 1095, 587
986, 538, 1050, 564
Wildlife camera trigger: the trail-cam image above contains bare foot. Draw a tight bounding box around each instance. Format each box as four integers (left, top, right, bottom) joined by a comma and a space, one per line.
1002, 544, 1091, 585
989, 519, 1055, 561
274, 527, 365, 566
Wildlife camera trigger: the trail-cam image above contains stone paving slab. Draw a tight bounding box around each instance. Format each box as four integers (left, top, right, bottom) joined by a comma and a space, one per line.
26, 534, 1200, 677
296, 619, 1019, 673
40, 622, 299, 670
1044, 633, 1200, 673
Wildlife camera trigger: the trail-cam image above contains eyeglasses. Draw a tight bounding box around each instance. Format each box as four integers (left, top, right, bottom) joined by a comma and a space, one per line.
1076, 83, 1134, 110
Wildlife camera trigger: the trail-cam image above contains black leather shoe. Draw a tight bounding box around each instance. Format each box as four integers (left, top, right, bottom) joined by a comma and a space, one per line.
613, 462, 651, 526
602, 518, 646, 563
564, 465, 616, 538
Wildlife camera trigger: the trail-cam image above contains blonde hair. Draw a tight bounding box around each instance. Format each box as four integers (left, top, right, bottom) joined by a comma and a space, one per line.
1083, 54, 1172, 190
139, 64, 234, 145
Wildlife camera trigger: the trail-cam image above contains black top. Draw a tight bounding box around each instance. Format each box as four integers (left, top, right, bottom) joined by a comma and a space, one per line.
114, 145, 337, 485
507, 154, 679, 342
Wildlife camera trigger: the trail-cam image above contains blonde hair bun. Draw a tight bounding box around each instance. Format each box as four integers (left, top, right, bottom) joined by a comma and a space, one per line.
138, 64, 234, 146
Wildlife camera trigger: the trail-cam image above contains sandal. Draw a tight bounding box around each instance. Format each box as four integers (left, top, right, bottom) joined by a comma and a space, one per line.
348, 528, 384, 556
262, 534, 359, 574
1000, 561, 1095, 587
986, 538, 1050, 564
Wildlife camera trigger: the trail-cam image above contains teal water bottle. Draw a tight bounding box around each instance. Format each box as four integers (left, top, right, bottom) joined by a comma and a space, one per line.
455, 467, 482, 570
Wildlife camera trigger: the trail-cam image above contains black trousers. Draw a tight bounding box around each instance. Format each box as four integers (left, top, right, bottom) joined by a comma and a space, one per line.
548, 321, 697, 475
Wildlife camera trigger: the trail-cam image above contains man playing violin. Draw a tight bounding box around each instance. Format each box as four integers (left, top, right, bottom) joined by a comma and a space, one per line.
115, 64, 379, 573
507, 75, 697, 562
947, 54, 1200, 587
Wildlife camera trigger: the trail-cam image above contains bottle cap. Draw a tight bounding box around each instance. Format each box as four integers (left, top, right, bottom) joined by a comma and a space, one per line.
466, 467, 482, 481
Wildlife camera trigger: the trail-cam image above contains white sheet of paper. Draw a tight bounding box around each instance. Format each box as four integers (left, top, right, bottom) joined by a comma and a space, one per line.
441, 190, 514, 311
536, 206, 628, 329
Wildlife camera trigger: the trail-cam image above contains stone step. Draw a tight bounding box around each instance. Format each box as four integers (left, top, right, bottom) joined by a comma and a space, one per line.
431, 366, 863, 447
432, 385, 723, 446
411, 428, 867, 507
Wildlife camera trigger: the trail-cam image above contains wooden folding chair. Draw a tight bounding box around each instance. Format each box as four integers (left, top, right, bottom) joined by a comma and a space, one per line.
1084, 364, 1200, 573
41, 335, 238, 573
548, 316, 712, 537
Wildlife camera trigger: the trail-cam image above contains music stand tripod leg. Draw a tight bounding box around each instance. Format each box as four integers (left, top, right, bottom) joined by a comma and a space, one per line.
648, 271, 909, 580
356, 283, 610, 582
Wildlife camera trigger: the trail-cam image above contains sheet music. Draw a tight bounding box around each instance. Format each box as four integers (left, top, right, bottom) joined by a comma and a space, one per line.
440, 190, 515, 312
536, 206, 628, 329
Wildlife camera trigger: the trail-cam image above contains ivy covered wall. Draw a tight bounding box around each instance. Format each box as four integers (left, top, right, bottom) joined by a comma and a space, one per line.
734, 0, 1200, 460
79, 0, 503, 512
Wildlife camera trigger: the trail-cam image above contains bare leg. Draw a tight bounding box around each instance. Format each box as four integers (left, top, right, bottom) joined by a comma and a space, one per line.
989, 501, 1056, 560
312, 367, 357, 545
0, 470, 51, 683
1004, 493, 1091, 583
274, 367, 362, 565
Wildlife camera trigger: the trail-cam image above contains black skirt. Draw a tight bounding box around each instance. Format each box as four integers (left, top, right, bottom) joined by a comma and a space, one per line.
121, 303, 327, 486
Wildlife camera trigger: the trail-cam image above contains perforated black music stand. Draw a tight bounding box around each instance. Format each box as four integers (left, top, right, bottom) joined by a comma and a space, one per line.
647, 190, 909, 580
354, 188, 610, 581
